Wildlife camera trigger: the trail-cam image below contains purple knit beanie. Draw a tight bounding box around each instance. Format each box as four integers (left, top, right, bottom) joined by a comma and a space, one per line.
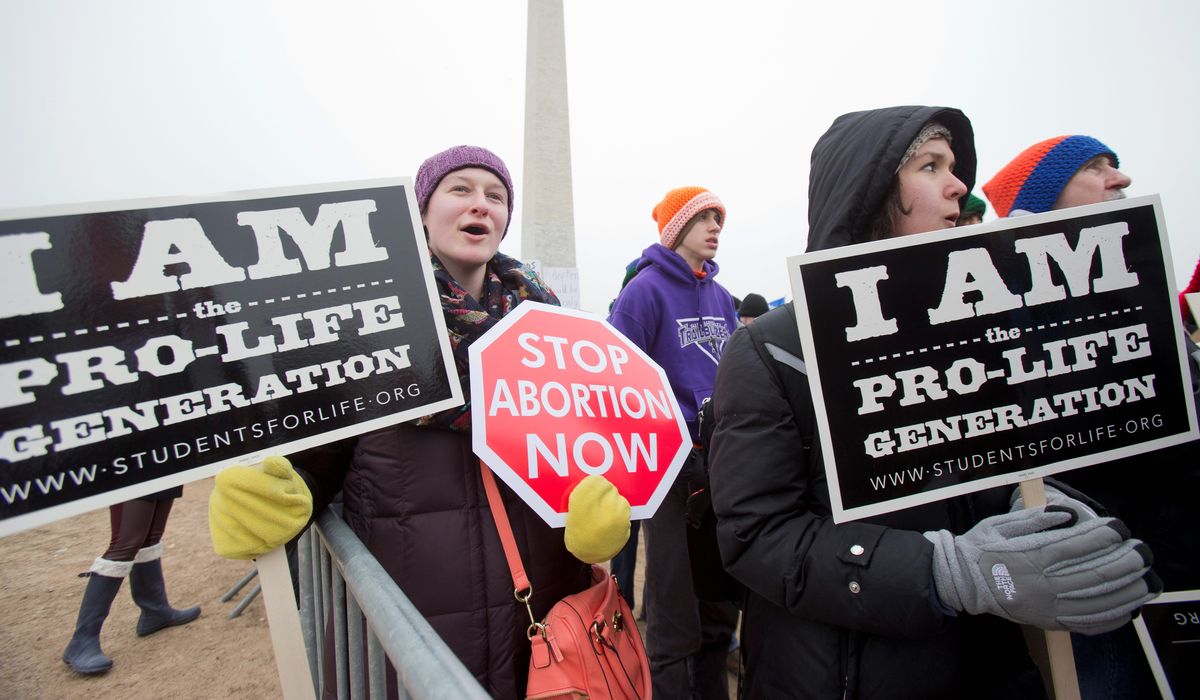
415, 145, 515, 236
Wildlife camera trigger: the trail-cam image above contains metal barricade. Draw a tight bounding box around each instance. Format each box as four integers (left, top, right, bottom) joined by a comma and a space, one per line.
297, 506, 490, 699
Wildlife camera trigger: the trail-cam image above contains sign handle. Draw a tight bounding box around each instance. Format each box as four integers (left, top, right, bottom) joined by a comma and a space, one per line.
255, 546, 317, 700
1020, 478, 1081, 700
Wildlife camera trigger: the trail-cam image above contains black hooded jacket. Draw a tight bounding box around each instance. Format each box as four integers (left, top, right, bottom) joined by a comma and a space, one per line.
708, 107, 1045, 699
807, 106, 976, 252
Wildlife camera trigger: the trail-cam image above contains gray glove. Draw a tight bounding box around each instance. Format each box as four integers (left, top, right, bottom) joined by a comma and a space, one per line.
924, 500, 1161, 635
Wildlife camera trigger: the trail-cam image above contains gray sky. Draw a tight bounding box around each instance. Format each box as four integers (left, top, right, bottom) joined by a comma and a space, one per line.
3, 0, 1198, 315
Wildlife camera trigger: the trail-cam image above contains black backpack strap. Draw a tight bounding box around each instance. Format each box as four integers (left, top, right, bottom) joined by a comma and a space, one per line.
695, 315, 806, 458
746, 303, 808, 376
763, 341, 806, 375
742, 303, 815, 454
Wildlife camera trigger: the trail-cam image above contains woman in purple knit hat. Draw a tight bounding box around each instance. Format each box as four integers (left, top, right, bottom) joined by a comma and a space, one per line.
208, 145, 630, 699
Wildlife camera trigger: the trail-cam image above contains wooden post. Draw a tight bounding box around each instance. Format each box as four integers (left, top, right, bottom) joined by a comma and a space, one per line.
1019, 478, 1081, 700
256, 547, 317, 700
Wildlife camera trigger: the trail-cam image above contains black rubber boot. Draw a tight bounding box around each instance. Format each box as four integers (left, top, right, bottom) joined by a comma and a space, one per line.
130, 559, 201, 637
62, 574, 123, 674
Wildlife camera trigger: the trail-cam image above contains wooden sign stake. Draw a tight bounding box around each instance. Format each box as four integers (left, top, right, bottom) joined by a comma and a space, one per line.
1020, 477, 1081, 700
256, 547, 317, 700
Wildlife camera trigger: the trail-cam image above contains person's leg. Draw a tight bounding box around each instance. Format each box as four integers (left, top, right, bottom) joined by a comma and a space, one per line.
643, 483, 701, 699
62, 503, 145, 674
1071, 624, 1156, 700
143, 497, 172, 545
610, 520, 640, 609
129, 499, 201, 636
103, 498, 158, 561
691, 599, 738, 700
62, 567, 129, 673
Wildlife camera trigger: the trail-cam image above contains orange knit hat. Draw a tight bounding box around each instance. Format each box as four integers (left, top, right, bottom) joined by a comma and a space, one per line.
652, 186, 725, 249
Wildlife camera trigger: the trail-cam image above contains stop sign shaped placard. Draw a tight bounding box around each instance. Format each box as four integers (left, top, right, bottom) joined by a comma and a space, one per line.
469, 302, 689, 527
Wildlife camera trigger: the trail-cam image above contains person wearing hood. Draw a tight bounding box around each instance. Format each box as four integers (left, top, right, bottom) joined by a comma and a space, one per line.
608, 186, 739, 698
707, 107, 1160, 699
207, 146, 629, 699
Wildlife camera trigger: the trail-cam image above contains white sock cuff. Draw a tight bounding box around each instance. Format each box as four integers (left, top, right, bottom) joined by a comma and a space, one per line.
134, 543, 163, 563
90, 557, 134, 578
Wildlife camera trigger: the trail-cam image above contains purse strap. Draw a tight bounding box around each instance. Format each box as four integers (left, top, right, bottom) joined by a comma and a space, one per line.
479, 463, 531, 594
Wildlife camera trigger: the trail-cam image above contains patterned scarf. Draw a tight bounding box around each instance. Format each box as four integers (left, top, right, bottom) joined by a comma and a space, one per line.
415, 252, 559, 432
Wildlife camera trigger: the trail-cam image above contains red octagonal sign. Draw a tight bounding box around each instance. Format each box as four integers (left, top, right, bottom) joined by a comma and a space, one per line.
470, 302, 689, 527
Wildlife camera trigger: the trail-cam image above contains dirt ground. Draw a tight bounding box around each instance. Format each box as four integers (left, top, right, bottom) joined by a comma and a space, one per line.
0, 478, 280, 699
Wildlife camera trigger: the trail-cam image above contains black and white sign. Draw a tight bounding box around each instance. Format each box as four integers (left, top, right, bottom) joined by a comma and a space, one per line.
1134, 590, 1200, 700
0, 179, 462, 535
788, 196, 1198, 522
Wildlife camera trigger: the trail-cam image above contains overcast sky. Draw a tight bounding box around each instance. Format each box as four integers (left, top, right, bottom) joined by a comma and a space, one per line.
3, 0, 1198, 315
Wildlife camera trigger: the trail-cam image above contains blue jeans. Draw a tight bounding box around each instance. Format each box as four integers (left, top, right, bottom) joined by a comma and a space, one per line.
611, 520, 640, 610
1071, 623, 1156, 699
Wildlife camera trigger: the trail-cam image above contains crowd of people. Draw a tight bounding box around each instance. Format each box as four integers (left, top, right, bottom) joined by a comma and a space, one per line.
64, 105, 1198, 700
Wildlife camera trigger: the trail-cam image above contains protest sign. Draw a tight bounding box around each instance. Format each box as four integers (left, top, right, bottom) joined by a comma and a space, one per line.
788, 196, 1198, 522
525, 259, 581, 309
469, 302, 689, 526
1134, 590, 1200, 700
0, 178, 462, 536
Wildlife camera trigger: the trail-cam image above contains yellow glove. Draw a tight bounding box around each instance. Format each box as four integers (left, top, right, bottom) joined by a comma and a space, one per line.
563, 475, 631, 564
208, 456, 313, 560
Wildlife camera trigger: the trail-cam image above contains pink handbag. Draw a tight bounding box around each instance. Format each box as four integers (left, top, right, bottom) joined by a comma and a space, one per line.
481, 465, 652, 699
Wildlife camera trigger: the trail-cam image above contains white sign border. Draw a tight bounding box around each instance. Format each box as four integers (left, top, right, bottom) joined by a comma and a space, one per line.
1133, 588, 1200, 700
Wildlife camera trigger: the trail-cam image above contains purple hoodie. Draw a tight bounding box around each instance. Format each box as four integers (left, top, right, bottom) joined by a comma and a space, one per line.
608, 243, 737, 441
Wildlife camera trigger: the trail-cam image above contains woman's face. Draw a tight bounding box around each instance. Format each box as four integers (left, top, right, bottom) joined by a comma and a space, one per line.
892, 138, 968, 237
423, 167, 508, 272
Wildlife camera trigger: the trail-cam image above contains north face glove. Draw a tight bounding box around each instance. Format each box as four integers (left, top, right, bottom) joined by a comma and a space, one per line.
563, 475, 631, 564
924, 501, 1161, 635
209, 456, 313, 560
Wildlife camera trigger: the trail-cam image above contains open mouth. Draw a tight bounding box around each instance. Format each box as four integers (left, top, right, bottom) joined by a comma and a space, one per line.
944, 214, 959, 226
462, 224, 489, 237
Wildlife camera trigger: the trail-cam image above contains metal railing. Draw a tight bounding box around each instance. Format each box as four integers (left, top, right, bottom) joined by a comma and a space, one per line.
296, 506, 490, 699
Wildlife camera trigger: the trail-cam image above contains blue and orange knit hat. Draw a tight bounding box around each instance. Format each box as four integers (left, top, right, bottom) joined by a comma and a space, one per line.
982, 135, 1118, 218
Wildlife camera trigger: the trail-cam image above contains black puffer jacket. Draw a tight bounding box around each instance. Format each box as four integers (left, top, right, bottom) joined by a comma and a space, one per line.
294, 423, 591, 700
708, 107, 1045, 699
289, 256, 591, 699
